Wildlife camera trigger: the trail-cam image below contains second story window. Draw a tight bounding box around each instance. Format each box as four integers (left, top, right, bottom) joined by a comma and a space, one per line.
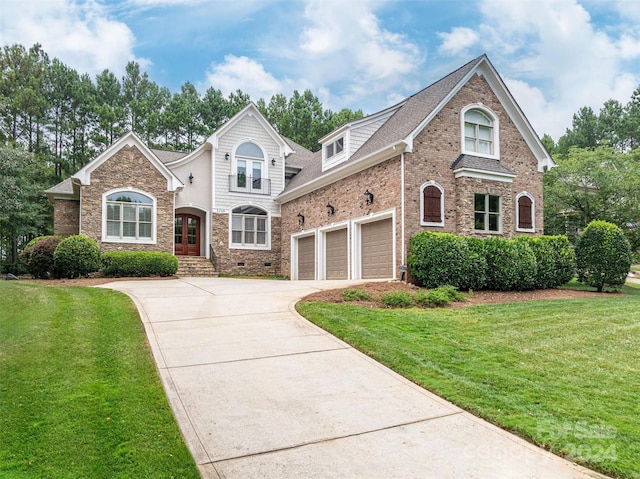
230, 141, 270, 194
325, 137, 344, 159
464, 109, 494, 155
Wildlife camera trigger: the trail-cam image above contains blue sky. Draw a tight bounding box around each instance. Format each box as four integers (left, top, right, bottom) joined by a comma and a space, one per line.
2, 0, 640, 141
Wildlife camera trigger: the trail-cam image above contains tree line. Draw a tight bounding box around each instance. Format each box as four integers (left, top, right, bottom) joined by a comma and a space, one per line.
0, 43, 362, 266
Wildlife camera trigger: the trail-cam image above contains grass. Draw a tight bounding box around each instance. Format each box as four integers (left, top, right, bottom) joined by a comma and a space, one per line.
0, 282, 200, 479
297, 286, 640, 479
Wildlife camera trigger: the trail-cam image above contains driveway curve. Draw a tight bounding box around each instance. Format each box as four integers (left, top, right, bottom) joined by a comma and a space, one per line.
105, 277, 607, 479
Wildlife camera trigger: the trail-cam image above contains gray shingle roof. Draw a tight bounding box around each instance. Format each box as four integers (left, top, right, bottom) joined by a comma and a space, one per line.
282, 55, 486, 194
45, 177, 75, 196
451, 154, 516, 176
150, 148, 189, 164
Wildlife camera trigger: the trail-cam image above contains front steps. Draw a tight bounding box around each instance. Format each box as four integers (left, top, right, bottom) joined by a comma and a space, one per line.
176, 256, 219, 277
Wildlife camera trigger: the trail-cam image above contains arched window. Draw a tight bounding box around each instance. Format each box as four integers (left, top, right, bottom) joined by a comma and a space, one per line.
462, 106, 499, 158
231, 205, 269, 247
104, 190, 155, 242
420, 181, 444, 226
233, 141, 267, 193
516, 192, 535, 231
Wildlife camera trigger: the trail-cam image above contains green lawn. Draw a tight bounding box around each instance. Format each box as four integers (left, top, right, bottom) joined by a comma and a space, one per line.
0, 282, 200, 479
298, 287, 640, 479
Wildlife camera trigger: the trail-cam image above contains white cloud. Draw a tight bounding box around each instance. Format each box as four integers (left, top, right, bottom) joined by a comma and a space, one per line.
437, 27, 479, 55
0, 0, 146, 77
203, 55, 284, 100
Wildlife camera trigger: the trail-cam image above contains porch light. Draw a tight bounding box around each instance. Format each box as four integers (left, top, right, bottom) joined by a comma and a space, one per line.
225, 152, 230, 160
297, 213, 305, 225
364, 189, 374, 205
326, 203, 335, 216
189, 173, 194, 184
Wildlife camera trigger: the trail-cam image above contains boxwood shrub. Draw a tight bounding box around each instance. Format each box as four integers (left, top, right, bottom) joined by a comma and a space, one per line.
540, 235, 576, 286
102, 251, 178, 277
575, 220, 632, 291
53, 235, 102, 279
478, 237, 537, 291
514, 236, 557, 289
408, 232, 486, 290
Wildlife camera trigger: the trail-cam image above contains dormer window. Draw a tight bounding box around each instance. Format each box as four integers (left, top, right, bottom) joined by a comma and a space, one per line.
325, 138, 344, 159
461, 105, 499, 159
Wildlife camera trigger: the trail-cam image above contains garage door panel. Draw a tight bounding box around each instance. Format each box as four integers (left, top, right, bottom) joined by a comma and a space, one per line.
361, 218, 393, 279
297, 236, 315, 280
325, 229, 348, 280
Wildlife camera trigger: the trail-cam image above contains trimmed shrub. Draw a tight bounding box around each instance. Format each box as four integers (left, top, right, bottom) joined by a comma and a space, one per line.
19, 235, 63, 274
408, 232, 486, 290
53, 235, 101, 279
541, 235, 576, 286
483, 237, 537, 291
102, 251, 179, 277
379, 290, 414, 308
341, 288, 372, 302
414, 285, 465, 308
575, 220, 632, 291
462, 237, 488, 291
27, 236, 63, 279
514, 236, 556, 289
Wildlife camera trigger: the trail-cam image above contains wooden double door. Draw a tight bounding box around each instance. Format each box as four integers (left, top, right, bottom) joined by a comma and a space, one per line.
174, 214, 200, 256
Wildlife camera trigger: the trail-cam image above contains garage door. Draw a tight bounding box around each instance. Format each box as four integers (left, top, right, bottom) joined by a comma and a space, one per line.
325, 229, 348, 280
297, 236, 315, 280
361, 218, 393, 279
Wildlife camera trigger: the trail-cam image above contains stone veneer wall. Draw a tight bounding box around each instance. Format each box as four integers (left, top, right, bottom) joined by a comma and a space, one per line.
280, 157, 402, 277
53, 199, 80, 236
211, 213, 282, 275
80, 145, 175, 253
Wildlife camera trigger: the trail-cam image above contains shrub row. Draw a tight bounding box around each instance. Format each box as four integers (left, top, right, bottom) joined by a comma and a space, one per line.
341, 286, 467, 308
20, 235, 178, 279
408, 232, 576, 291
102, 251, 178, 277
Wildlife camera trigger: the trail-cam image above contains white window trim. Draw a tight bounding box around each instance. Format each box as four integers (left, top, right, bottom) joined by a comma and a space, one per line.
318, 221, 350, 280
232, 141, 269, 194
474, 193, 502, 234
322, 135, 348, 171
291, 230, 317, 280
101, 188, 157, 244
420, 181, 445, 227
516, 191, 536, 232
461, 104, 500, 160
228, 205, 271, 250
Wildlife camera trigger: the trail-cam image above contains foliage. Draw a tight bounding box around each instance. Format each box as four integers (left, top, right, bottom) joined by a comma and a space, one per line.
414, 285, 465, 308
25, 236, 62, 279
575, 220, 632, 291
513, 236, 557, 289
102, 250, 179, 277
540, 235, 577, 285
298, 290, 640, 479
53, 235, 101, 279
0, 282, 200, 478
483, 237, 537, 291
17, 235, 63, 275
408, 232, 486, 290
379, 290, 414, 308
341, 288, 372, 302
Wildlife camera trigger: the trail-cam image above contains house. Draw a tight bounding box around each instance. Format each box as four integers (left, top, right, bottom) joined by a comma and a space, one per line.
46, 54, 554, 280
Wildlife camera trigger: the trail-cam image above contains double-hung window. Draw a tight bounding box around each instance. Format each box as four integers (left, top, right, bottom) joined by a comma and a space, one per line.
474, 193, 501, 232
231, 206, 268, 248
105, 191, 154, 242
464, 109, 494, 155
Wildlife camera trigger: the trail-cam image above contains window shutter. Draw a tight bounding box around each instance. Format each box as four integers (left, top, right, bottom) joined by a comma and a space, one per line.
423, 186, 442, 223
518, 196, 532, 229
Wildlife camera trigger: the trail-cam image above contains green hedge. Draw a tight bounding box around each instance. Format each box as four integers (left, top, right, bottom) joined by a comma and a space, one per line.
102, 251, 178, 277
408, 232, 577, 291
53, 235, 102, 279
575, 220, 632, 291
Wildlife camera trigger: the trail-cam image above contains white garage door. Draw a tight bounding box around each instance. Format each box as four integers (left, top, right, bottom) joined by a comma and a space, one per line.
361, 218, 393, 279
325, 229, 348, 280
297, 236, 315, 280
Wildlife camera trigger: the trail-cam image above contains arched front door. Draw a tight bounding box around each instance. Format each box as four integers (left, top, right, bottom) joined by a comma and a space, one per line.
174, 214, 200, 256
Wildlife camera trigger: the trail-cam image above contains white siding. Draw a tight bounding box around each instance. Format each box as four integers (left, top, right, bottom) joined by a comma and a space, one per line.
349, 111, 395, 155
214, 114, 283, 216
173, 149, 212, 212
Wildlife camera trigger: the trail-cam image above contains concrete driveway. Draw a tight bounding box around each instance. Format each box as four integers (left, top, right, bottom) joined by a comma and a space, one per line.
105, 277, 607, 479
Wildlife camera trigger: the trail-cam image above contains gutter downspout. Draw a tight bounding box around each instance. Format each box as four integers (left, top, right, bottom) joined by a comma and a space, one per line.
400, 152, 406, 278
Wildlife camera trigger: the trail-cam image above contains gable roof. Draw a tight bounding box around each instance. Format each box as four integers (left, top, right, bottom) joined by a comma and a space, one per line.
73, 132, 183, 191
278, 54, 553, 203
45, 177, 79, 201
151, 148, 189, 164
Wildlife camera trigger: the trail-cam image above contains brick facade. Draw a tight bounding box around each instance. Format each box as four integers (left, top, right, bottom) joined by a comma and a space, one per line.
80, 145, 175, 253
52, 199, 80, 236
211, 213, 282, 275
